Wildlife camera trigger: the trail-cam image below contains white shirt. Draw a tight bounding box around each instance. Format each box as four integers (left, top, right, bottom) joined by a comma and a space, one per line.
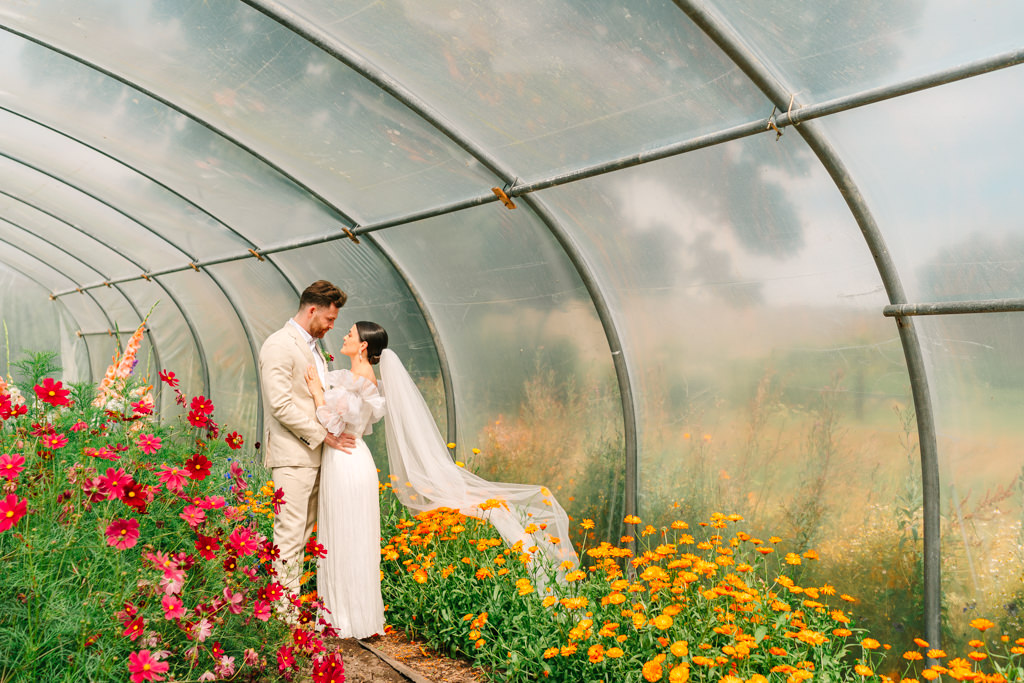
289, 319, 326, 388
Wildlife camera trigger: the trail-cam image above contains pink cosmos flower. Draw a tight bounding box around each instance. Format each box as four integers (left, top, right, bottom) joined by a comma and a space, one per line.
85, 445, 120, 461
227, 526, 258, 557
106, 518, 141, 550
222, 586, 245, 615
41, 432, 69, 449
192, 618, 213, 642
160, 594, 185, 620
34, 377, 72, 407
70, 420, 88, 432
159, 567, 186, 596
244, 648, 259, 666
0, 453, 25, 481
179, 505, 205, 528
194, 495, 225, 510
0, 494, 28, 532
131, 398, 154, 416
99, 467, 132, 498
156, 465, 189, 493
127, 649, 169, 682
253, 599, 271, 622
214, 655, 236, 678
136, 434, 162, 455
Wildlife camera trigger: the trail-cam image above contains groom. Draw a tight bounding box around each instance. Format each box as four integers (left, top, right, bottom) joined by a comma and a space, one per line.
259, 280, 354, 597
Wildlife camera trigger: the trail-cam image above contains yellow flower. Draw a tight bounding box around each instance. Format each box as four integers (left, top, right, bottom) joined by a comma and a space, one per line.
542, 596, 557, 608
785, 553, 802, 565
624, 515, 642, 524
862, 638, 881, 650
471, 448, 480, 454
565, 570, 587, 582
580, 519, 595, 530
926, 649, 946, 659
903, 651, 923, 661
855, 664, 874, 676
447, 442, 456, 449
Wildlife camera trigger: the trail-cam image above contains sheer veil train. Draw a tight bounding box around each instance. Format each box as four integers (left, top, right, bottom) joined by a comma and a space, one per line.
378, 350, 578, 578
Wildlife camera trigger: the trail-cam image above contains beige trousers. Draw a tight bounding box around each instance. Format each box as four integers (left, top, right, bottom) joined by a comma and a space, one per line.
271, 465, 320, 595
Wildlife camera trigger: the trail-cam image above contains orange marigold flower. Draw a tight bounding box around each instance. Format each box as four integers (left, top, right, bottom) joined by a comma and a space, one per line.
581, 519, 595, 530
542, 596, 557, 608
840, 594, 857, 603
914, 638, 930, 648
560, 644, 577, 657
833, 628, 853, 637
862, 638, 881, 650
668, 664, 690, 683
926, 649, 946, 659
690, 656, 715, 667
652, 614, 673, 630
642, 660, 664, 682
855, 664, 874, 676
819, 583, 836, 595
802, 549, 819, 560
757, 547, 775, 555
970, 618, 995, 632
587, 644, 604, 663
670, 641, 688, 657
920, 670, 939, 681
606, 647, 624, 659
785, 553, 802, 565
967, 651, 987, 661
903, 651, 924, 661
413, 568, 428, 584
543, 647, 558, 659
968, 639, 984, 649
624, 515, 642, 524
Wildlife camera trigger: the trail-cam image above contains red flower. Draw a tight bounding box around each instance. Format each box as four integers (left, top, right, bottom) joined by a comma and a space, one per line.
186, 410, 208, 428
223, 555, 238, 572
130, 399, 153, 416
271, 487, 286, 514
158, 370, 179, 388
190, 395, 214, 415
0, 453, 25, 481
106, 518, 141, 550
306, 536, 327, 559
127, 649, 168, 682
258, 540, 280, 563
41, 432, 69, 449
261, 581, 285, 602
195, 533, 221, 560
311, 652, 345, 683
0, 494, 28, 532
99, 467, 132, 498
123, 617, 145, 641
122, 482, 149, 514
277, 645, 296, 672
227, 526, 259, 557
184, 454, 212, 481
224, 431, 244, 450
34, 377, 72, 407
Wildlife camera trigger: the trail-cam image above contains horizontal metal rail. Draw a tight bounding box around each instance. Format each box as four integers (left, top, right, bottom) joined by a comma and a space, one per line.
50, 46, 1024, 299
884, 299, 1024, 317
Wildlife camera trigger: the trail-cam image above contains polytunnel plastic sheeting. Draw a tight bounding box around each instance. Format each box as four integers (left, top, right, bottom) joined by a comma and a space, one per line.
2, 1, 497, 223
821, 64, 1024, 305
712, 0, 1024, 103
915, 313, 1024, 633
377, 204, 625, 526
277, 0, 771, 179
0, 31, 353, 255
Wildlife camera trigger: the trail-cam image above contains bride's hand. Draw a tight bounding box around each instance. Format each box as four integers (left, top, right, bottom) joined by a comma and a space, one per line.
304, 366, 324, 402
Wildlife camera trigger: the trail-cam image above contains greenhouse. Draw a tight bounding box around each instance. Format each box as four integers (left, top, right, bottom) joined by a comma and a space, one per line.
2, 1, 1023, 681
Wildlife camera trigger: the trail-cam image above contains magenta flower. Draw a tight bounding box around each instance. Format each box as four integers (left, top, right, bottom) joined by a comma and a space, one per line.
159, 566, 186, 595
192, 618, 213, 642
70, 420, 88, 432
123, 616, 145, 641
106, 518, 140, 550
253, 599, 271, 622
194, 495, 225, 510
0, 453, 25, 481
131, 398, 153, 416
156, 464, 189, 493
214, 655, 236, 678
160, 594, 185, 620
136, 433, 162, 454
85, 445, 120, 461
226, 526, 258, 557
99, 467, 132, 498
41, 432, 69, 449
179, 505, 206, 528
34, 377, 72, 407
127, 649, 169, 682
0, 494, 28, 532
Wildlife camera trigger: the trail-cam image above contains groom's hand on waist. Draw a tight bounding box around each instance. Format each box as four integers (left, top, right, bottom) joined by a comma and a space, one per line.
324, 432, 356, 453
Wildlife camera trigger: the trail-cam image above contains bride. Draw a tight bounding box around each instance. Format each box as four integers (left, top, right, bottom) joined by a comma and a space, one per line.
305, 321, 577, 638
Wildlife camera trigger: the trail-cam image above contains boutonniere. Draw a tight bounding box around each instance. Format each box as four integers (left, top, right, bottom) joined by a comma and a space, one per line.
321, 349, 334, 363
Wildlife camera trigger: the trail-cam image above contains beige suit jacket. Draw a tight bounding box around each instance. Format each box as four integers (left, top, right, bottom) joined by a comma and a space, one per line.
259, 322, 329, 469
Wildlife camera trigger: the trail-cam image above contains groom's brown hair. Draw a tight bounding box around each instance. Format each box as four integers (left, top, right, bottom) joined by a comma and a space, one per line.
298, 280, 347, 310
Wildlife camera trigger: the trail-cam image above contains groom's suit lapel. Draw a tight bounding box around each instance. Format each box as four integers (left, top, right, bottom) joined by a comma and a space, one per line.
285, 323, 317, 368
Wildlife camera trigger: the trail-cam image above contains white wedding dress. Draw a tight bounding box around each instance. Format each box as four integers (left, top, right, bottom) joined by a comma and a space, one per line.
315, 369, 386, 639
